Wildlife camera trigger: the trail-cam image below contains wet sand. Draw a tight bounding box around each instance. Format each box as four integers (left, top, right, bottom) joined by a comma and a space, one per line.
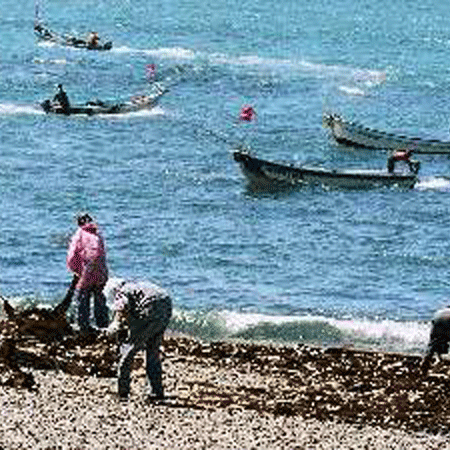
1, 333, 450, 449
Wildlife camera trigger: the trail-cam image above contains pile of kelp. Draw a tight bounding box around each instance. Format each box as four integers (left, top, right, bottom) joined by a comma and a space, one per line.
0, 299, 118, 390
163, 336, 450, 434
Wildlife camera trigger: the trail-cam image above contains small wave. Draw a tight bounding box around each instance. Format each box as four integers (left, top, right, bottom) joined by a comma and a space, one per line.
113, 45, 196, 60
111, 45, 386, 86
415, 176, 450, 191
338, 85, 366, 96
34, 57, 68, 65
211, 53, 386, 86
165, 309, 432, 353
169, 309, 227, 340
0, 293, 431, 353
36, 41, 58, 48
221, 311, 429, 353
96, 105, 165, 119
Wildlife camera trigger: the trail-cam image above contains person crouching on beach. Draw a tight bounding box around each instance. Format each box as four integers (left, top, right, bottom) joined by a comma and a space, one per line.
421, 306, 450, 375
67, 213, 109, 332
104, 278, 172, 401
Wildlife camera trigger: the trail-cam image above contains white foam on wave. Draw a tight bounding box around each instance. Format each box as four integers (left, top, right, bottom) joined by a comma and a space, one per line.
36, 41, 58, 48
415, 176, 450, 191
338, 85, 367, 96
221, 310, 430, 353
112, 45, 386, 86
113, 45, 196, 60
0, 103, 45, 116
329, 317, 430, 350
96, 105, 165, 119
211, 52, 386, 86
34, 57, 68, 65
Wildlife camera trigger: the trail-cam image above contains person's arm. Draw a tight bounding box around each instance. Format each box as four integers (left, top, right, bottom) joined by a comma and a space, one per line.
67, 229, 82, 275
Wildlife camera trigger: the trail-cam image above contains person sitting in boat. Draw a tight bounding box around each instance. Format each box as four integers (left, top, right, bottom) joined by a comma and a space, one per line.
87, 32, 100, 49
130, 94, 150, 105
53, 84, 71, 115
387, 149, 420, 174
34, 22, 54, 40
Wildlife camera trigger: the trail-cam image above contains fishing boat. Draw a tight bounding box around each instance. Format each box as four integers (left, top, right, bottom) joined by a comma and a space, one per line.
233, 149, 419, 190
34, 23, 112, 51
41, 84, 166, 116
323, 113, 450, 154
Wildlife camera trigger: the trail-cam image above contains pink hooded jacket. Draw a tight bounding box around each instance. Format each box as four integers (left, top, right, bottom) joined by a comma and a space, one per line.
67, 222, 108, 289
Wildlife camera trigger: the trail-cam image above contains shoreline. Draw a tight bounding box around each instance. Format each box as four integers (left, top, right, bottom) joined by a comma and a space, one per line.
1, 333, 450, 448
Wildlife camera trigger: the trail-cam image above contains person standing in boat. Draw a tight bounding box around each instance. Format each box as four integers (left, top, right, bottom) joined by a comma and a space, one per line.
53, 84, 71, 115
387, 148, 419, 174
67, 213, 109, 332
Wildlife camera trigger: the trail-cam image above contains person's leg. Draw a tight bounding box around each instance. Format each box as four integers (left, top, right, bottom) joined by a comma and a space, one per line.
75, 288, 91, 331
93, 286, 109, 328
145, 333, 164, 398
141, 299, 172, 398
117, 339, 141, 398
421, 318, 450, 375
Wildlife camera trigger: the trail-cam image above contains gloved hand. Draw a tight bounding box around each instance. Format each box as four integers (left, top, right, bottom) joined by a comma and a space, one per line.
105, 320, 121, 337
117, 327, 129, 343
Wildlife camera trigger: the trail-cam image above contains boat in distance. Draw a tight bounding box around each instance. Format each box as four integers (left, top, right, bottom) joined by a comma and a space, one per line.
233, 149, 419, 190
41, 84, 167, 116
323, 113, 450, 154
35, 23, 112, 51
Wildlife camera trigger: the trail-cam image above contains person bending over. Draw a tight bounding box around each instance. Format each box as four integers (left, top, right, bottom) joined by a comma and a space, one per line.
421, 306, 450, 375
105, 278, 173, 401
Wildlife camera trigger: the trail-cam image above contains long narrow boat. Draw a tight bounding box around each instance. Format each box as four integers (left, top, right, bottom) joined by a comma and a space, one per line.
323, 113, 450, 154
41, 84, 166, 116
35, 23, 112, 51
233, 149, 419, 190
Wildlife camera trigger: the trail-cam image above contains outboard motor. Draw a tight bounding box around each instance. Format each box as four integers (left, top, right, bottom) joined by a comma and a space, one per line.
410, 159, 420, 175
41, 99, 52, 113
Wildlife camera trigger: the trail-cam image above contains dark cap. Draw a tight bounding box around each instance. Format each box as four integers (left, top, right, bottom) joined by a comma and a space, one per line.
76, 212, 93, 226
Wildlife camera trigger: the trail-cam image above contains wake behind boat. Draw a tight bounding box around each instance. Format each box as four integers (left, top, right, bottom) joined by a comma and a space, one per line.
323, 113, 450, 154
233, 149, 420, 190
41, 83, 167, 116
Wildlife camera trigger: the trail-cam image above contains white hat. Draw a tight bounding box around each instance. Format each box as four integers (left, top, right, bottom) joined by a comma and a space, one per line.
103, 277, 126, 306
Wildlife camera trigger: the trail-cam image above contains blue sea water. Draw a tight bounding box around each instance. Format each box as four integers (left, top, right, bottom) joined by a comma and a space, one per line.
2, 0, 450, 352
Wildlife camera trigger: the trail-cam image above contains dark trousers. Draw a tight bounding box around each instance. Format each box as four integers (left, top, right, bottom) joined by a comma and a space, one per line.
74, 286, 109, 331
117, 298, 172, 398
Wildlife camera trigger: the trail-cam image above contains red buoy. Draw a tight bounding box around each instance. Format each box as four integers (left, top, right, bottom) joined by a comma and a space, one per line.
239, 105, 256, 121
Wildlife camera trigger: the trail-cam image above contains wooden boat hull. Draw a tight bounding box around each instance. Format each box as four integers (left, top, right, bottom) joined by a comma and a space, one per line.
65, 37, 112, 51
35, 24, 112, 51
323, 113, 450, 154
41, 89, 165, 116
233, 150, 418, 190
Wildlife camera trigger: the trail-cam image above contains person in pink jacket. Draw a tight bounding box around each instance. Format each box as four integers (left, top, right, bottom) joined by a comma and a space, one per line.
67, 213, 109, 332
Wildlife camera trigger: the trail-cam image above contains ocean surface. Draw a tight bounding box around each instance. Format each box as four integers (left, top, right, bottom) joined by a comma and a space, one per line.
2, 0, 450, 353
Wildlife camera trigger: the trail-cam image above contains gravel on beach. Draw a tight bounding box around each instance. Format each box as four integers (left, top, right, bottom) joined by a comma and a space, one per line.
1, 331, 450, 449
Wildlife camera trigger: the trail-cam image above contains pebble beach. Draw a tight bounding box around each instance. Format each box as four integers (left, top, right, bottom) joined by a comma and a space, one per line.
1, 333, 450, 449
